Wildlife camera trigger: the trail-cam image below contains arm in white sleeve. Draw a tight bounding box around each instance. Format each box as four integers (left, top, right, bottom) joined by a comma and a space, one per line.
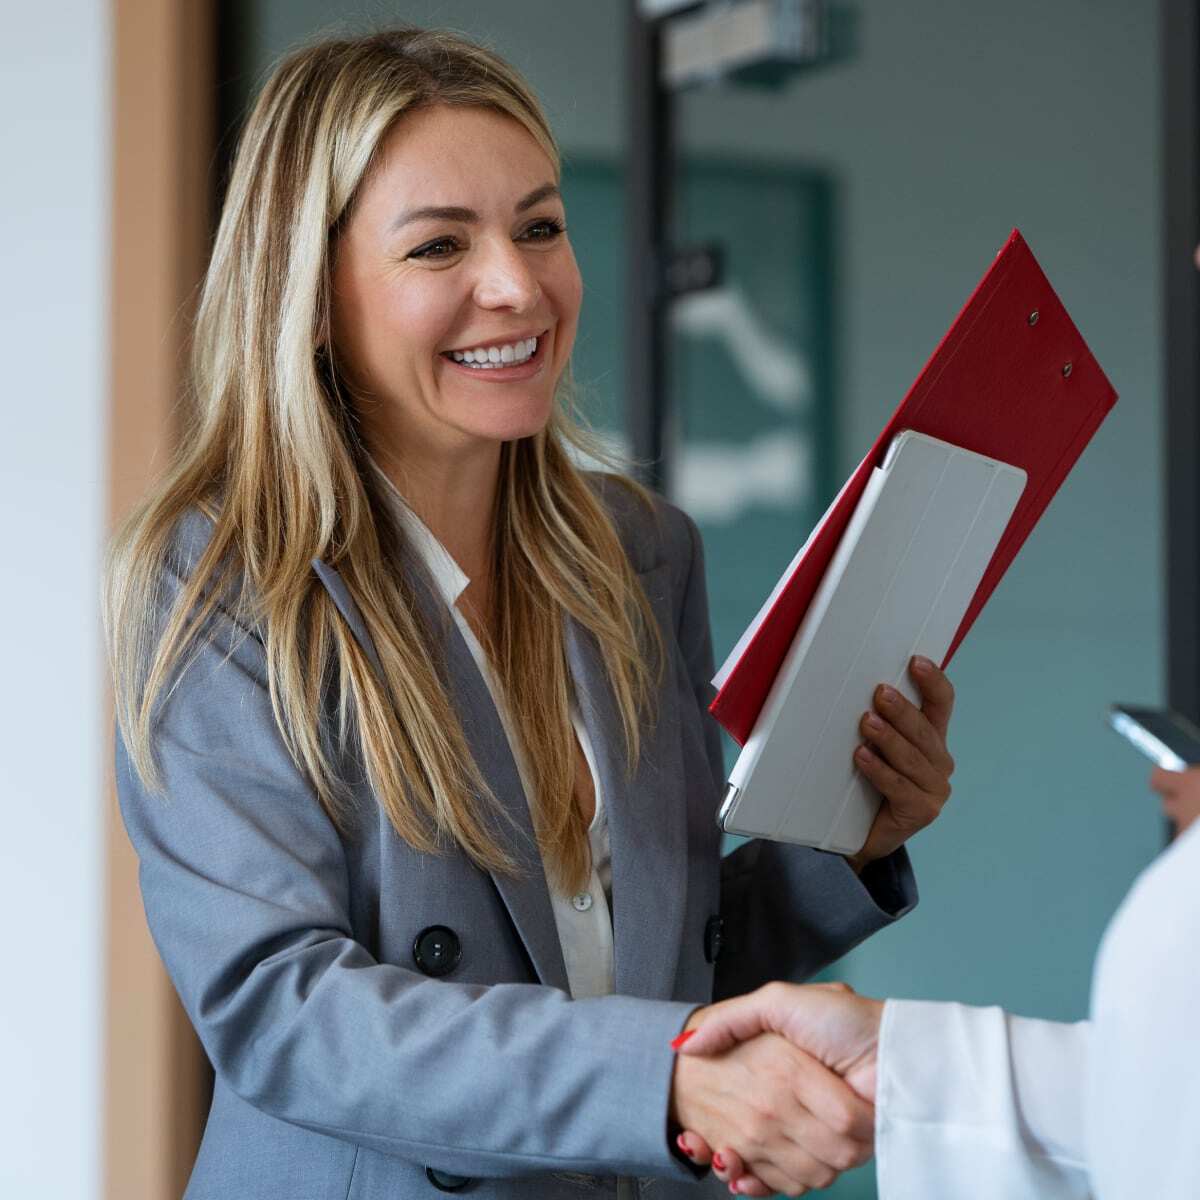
875, 1000, 1094, 1200
1086, 823, 1200, 1199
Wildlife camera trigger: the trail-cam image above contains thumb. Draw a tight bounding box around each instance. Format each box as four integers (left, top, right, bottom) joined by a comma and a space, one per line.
1149, 767, 1177, 796
675, 987, 785, 1056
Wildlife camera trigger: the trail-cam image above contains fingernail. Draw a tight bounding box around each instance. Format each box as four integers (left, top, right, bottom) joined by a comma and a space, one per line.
856, 746, 874, 763
880, 685, 898, 704
676, 1134, 694, 1158
913, 655, 933, 671
864, 711, 883, 731
670, 1029, 696, 1051
713, 1152, 726, 1171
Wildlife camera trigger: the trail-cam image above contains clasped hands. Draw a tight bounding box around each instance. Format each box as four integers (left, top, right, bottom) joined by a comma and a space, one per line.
665, 658, 956, 1195
668, 982, 883, 1197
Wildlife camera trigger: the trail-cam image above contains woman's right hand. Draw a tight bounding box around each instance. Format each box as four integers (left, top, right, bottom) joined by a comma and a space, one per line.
673, 983, 884, 1194
669, 1019, 874, 1196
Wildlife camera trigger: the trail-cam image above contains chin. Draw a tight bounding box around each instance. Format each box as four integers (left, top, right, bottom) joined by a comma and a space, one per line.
461, 398, 556, 445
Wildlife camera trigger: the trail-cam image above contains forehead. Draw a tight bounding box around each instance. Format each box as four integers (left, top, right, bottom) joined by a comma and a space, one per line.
363, 104, 557, 210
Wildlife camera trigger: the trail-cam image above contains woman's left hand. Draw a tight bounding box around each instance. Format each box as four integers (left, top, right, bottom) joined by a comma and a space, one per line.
846, 655, 956, 872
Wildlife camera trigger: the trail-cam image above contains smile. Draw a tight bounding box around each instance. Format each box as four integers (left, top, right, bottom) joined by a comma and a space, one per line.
445, 334, 539, 368
439, 330, 549, 380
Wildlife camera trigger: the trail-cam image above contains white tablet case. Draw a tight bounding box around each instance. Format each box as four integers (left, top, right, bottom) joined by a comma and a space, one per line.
718, 431, 1027, 855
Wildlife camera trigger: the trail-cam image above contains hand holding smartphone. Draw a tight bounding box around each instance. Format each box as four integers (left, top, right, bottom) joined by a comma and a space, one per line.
1107, 705, 1200, 772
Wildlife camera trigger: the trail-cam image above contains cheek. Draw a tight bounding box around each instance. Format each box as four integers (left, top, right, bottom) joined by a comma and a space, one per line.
343, 275, 461, 383
548, 253, 584, 348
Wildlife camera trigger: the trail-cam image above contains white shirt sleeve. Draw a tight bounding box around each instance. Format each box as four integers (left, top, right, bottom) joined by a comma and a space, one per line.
1085, 822, 1200, 1198
875, 1000, 1093, 1200
875, 823, 1200, 1200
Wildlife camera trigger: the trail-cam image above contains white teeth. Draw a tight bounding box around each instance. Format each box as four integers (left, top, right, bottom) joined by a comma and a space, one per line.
448, 335, 540, 368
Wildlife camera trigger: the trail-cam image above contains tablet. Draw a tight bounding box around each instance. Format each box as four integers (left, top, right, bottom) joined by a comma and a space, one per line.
718, 431, 1026, 854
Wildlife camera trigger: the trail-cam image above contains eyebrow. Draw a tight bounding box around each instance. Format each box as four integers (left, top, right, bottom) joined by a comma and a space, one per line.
390, 183, 561, 232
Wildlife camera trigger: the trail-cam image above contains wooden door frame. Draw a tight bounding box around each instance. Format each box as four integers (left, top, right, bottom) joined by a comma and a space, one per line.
105, 2, 217, 1196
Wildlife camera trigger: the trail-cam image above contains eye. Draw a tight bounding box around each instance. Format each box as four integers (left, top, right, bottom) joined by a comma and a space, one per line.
521, 218, 566, 242
405, 219, 565, 261
407, 236, 463, 261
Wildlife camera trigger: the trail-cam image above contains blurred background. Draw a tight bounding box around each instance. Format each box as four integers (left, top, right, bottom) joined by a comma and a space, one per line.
3, 1, 1197, 1197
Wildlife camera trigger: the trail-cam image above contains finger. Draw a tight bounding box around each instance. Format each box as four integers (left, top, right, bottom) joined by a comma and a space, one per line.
874, 684, 954, 776
676, 1131, 712, 1165
711, 1147, 739, 1181
1149, 767, 1179, 796
710, 1150, 763, 1195
854, 745, 938, 830
728, 1176, 774, 1198
909, 656, 956, 740
861, 710, 944, 794
782, 1112, 873, 1176
790, 1052, 876, 1149
676, 989, 784, 1056
730, 1047, 850, 1190
742, 1149, 828, 1197
738, 1162, 810, 1197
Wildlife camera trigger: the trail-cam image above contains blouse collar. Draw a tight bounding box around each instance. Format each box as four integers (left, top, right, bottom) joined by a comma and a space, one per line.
368, 457, 470, 608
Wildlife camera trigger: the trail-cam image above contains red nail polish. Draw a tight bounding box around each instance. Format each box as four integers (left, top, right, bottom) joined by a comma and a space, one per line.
669, 1029, 696, 1051
713, 1152, 726, 1171
675, 1134, 694, 1158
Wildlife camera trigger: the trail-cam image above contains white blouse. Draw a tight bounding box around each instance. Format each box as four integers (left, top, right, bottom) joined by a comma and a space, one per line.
875, 818, 1200, 1199
372, 465, 616, 1002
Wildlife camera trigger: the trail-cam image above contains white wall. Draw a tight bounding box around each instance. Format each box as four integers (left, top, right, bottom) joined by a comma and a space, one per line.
0, 3, 110, 1196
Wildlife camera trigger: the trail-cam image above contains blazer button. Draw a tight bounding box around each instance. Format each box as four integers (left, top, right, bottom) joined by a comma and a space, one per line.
412, 926, 462, 978
425, 1166, 472, 1192
704, 915, 725, 964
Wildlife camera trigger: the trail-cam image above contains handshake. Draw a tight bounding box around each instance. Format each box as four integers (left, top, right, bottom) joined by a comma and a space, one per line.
668, 982, 884, 1197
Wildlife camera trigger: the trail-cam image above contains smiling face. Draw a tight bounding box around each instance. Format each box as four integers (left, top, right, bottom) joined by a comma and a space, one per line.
329, 104, 582, 475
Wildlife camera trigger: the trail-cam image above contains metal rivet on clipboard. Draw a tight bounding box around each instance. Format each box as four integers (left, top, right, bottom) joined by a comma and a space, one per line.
1028, 309, 1040, 325
1062, 362, 1073, 378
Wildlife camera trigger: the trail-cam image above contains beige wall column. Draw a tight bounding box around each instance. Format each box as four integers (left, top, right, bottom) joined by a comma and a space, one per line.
106, 2, 216, 1197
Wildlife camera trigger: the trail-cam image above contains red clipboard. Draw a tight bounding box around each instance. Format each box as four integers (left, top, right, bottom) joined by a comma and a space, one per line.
710, 229, 1118, 746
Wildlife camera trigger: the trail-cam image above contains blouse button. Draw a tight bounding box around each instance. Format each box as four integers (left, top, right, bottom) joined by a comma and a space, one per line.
571, 892, 593, 913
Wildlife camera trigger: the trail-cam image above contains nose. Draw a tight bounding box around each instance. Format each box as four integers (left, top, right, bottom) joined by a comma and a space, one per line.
472, 237, 542, 313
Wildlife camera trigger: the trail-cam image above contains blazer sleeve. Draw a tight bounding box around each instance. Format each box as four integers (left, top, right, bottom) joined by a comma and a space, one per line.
116, 545, 702, 1182
666, 507, 918, 998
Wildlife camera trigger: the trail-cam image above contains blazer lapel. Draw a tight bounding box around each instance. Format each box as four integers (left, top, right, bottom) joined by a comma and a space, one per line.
567, 563, 689, 1000
312, 557, 571, 993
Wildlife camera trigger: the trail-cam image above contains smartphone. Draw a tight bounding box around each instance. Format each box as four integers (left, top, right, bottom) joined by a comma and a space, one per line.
1107, 705, 1200, 771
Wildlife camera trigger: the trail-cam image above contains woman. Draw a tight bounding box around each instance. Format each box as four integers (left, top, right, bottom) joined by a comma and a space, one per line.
106, 27, 956, 1199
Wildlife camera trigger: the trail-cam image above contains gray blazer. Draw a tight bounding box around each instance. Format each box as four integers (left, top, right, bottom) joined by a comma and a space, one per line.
116, 476, 916, 1200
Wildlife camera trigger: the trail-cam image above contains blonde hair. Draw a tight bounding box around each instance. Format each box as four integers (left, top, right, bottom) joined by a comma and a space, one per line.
104, 27, 662, 893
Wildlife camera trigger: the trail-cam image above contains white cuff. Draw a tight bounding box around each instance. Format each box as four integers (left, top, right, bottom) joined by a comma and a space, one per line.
875, 999, 1092, 1200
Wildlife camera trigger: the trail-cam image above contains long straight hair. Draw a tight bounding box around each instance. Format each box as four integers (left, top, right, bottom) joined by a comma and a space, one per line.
104, 28, 662, 893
